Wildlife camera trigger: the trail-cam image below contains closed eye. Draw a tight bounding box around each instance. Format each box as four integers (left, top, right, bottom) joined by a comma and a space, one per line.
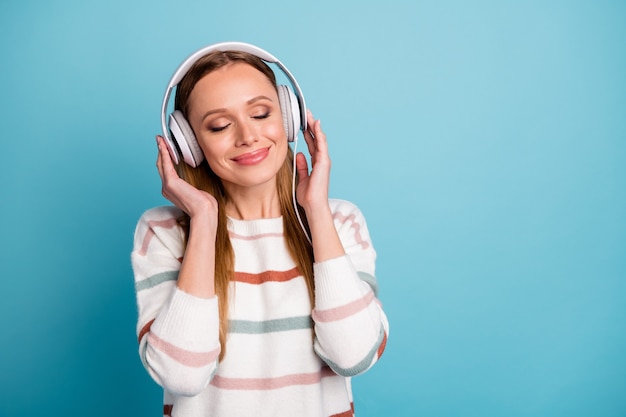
253, 112, 270, 120
209, 123, 231, 132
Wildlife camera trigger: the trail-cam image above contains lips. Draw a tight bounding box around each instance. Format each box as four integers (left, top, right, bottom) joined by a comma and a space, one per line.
231, 147, 270, 165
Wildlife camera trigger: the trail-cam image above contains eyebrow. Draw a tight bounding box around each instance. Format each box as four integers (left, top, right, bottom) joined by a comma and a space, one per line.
200, 95, 274, 121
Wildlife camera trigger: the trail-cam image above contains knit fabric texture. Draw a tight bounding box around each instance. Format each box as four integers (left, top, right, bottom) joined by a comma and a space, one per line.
131, 199, 388, 417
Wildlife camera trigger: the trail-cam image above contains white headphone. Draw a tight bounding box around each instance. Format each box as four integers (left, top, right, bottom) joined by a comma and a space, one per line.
160, 41, 308, 167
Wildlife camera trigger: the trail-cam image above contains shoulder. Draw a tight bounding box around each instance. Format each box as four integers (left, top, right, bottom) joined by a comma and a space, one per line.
132, 205, 186, 257
137, 205, 185, 223
133, 205, 185, 241
329, 198, 367, 221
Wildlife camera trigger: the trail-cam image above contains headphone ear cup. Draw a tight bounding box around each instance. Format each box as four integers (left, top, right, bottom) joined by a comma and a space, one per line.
169, 110, 205, 167
277, 85, 300, 142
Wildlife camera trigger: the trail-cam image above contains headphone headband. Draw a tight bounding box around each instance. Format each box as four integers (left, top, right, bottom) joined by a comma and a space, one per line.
160, 41, 307, 163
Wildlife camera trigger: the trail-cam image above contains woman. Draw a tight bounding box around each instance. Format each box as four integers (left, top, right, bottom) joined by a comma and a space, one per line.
131, 44, 389, 417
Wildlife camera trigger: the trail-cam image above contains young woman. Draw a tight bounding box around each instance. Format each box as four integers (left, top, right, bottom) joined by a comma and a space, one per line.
131, 43, 389, 417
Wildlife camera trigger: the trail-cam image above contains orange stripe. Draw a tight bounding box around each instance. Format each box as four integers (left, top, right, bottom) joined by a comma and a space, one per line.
330, 403, 354, 417
137, 319, 155, 344
234, 267, 301, 284
312, 292, 375, 323
377, 331, 388, 359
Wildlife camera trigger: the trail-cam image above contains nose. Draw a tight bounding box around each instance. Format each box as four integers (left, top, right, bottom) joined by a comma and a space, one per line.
235, 119, 258, 147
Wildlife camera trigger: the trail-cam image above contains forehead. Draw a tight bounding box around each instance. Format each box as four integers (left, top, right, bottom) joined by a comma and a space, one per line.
192, 62, 275, 96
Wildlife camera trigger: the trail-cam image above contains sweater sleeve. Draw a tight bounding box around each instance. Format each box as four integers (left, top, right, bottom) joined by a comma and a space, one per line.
131, 206, 221, 396
312, 199, 389, 376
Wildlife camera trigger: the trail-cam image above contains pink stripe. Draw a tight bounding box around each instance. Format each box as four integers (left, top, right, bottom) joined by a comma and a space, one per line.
333, 212, 369, 250
228, 231, 283, 240
147, 333, 220, 368
312, 292, 376, 323
138, 218, 180, 256
211, 367, 336, 390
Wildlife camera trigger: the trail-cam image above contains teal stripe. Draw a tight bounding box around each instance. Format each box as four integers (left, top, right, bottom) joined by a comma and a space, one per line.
229, 315, 313, 334
135, 270, 178, 292
317, 326, 386, 377
358, 271, 378, 295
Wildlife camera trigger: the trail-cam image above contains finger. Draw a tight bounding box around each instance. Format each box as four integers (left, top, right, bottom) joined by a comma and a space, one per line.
305, 110, 317, 141
306, 111, 327, 150
305, 122, 327, 165
306, 109, 315, 130
303, 110, 320, 155
295, 152, 309, 181
156, 136, 165, 179
162, 136, 178, 164
157, 136, 178, 176
311, 118, 328, 155
303, 126, 317, 157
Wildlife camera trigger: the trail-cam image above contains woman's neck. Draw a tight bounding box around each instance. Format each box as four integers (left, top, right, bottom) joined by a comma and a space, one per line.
224, 183, 282, 220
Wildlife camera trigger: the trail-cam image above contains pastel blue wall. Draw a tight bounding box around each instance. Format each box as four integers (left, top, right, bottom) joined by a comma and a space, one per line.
1, 1, 624, 416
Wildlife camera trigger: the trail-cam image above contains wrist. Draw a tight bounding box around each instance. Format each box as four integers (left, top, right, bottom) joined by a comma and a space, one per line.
302, 198, 330, 217
189, 211, 218, 236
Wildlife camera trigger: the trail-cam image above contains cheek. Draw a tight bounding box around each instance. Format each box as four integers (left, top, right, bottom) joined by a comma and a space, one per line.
197, 139, 226, 167
269, 122, 289, 157
266, 116, 288, 141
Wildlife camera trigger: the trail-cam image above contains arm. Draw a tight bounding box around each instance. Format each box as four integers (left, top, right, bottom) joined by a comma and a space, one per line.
131, 207, 221, 396
130, 137, 222, 396
296, 111, 345, 262
311, 200, 389, 376
295, 113, 388, 375
156, 135, 217, 298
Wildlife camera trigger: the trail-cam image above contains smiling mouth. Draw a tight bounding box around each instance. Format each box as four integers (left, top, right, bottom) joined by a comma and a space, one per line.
232, 147, 270, 165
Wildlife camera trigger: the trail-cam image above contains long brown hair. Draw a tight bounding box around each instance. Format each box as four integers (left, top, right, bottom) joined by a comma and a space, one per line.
173, 50, 314, 361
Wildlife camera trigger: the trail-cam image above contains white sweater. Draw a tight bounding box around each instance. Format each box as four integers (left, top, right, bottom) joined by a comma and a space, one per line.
131, 199, 389, 417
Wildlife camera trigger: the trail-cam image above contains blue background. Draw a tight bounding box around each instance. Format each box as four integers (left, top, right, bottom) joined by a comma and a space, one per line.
1, 1, 625, 416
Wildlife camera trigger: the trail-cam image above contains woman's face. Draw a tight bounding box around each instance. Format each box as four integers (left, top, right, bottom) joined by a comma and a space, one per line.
186, 62, 288, 193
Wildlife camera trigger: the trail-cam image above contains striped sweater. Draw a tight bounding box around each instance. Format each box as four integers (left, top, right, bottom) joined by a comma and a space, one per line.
131, 199, 389, 417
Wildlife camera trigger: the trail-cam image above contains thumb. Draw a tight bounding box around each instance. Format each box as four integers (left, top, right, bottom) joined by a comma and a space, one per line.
295, 152, 309, 182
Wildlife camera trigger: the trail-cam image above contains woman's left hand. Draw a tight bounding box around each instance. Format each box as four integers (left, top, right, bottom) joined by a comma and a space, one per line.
296, 110, 331, 214
296, 110, 345, 260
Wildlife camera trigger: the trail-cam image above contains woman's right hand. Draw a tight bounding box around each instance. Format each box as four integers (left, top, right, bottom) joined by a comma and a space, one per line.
156, 136, 218, 225
156, 135, 218, 297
